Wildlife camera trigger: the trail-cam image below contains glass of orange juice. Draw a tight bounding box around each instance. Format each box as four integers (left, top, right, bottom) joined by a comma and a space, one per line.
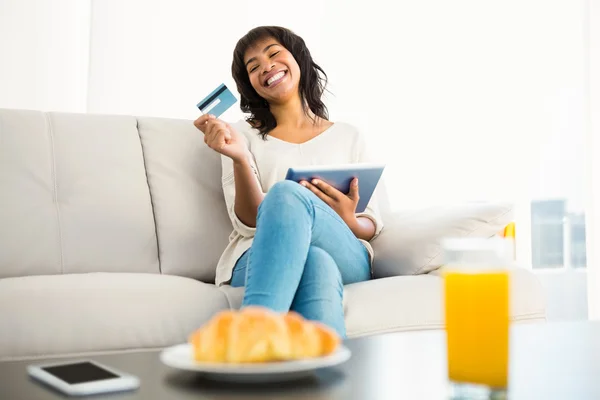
442, 237, 510, 399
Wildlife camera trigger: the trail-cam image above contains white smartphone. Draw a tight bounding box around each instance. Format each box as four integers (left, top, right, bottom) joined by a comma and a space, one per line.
27, 360, 140, 396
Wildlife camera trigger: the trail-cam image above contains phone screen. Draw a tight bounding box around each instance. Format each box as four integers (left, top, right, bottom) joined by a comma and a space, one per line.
41, 362, 120, 384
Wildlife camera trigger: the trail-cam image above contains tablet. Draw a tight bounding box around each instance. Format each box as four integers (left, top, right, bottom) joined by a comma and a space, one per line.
285, 163, 385, 213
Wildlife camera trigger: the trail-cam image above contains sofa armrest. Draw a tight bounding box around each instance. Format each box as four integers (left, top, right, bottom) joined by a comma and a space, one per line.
371, 202, 514, 278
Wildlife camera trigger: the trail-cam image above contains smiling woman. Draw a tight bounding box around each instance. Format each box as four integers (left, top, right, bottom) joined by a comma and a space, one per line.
192, 26, 384, 338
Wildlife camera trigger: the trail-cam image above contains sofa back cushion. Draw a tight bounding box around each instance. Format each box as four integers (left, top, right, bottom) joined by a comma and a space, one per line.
0, 109, 62, 277
0, 109, 159, 278
136, 117, 231, 282
372, 201, 514, 277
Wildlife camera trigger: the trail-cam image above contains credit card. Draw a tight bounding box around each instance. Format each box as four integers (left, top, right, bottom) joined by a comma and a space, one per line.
196, 83, 237, 118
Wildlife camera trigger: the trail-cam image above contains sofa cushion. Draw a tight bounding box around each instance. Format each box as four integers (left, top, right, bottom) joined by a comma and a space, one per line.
344, 268, 545, 338
372, 202, 514, 277
136, 117, 232, 283
0, 109, 62, 278
48, 112, 160, 274
0, 273, 230, 360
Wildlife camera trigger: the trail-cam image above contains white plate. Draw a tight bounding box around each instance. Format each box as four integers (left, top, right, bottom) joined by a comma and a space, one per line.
159, 343, 351, 383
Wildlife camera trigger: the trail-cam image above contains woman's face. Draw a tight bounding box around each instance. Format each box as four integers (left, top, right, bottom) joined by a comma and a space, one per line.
244, 37, 301, 105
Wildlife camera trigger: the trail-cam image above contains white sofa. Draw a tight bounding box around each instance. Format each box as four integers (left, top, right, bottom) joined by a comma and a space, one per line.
0, 108, 546, 361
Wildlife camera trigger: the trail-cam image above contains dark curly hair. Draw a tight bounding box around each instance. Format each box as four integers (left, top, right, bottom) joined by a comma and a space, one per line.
231, 26, 329, 139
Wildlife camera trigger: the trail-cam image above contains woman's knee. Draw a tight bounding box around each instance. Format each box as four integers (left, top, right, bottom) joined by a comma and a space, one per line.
259, 180, 310, 212
303, 247, 343, 291
265, 180, 305, 200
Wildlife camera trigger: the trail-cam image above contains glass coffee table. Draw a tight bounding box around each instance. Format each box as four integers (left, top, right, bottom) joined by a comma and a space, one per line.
1, 321, 599, 399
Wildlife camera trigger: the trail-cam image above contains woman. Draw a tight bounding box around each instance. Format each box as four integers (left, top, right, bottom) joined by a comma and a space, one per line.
193, 26, 383, 338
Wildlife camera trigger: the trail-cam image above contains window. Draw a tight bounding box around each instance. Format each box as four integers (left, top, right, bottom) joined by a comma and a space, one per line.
531, 200, 587, 270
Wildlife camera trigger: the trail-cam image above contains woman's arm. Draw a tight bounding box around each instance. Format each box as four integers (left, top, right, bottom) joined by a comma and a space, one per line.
233, 153, 265, 227
195, 115, 265, 236
347, 216, 377, 241
353, 128, 384, 241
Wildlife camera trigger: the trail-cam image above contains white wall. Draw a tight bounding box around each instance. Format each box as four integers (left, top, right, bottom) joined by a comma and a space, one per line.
87, 0, 587, 213
0, 0, 91, 112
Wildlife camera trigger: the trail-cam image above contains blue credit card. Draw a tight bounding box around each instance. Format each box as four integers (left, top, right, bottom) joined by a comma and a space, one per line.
196, 83, 237, 118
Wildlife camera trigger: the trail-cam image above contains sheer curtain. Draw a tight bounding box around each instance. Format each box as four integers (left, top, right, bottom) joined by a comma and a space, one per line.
585, 0, 600, 319
0, 0, 91, 112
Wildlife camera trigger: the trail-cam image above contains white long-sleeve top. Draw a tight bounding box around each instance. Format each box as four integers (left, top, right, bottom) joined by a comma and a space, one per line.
214, 120, 384, 286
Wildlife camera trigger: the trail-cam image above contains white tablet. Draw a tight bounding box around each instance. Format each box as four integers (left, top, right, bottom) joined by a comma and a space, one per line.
285, 163, 385, 213
27, 360, 140, 396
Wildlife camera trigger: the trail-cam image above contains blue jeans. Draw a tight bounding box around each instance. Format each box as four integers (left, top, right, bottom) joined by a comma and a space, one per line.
229, 180, 371, 338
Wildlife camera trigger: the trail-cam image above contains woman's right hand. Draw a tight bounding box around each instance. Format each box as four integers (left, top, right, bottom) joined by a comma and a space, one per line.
193, 114, 249, 162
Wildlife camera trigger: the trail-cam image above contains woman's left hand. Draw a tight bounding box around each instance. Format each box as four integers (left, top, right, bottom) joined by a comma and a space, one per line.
300, 178, 359, 227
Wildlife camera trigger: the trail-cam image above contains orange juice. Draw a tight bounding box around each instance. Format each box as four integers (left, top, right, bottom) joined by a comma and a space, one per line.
444, 269, 509, 389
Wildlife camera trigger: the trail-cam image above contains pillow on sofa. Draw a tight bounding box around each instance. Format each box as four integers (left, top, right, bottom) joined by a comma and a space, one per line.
370, 202, 513, 278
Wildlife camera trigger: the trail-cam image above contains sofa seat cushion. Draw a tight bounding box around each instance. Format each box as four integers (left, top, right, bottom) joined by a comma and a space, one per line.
220, 268, 546, 338
344, 267, 546, 337
0, 273, 230, 360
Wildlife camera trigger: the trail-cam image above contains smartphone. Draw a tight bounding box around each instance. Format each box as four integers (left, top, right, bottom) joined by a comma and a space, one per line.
27, 360, 140, 396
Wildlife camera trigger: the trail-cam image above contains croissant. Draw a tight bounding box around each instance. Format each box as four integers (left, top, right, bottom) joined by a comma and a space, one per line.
188, 306, 341, 363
